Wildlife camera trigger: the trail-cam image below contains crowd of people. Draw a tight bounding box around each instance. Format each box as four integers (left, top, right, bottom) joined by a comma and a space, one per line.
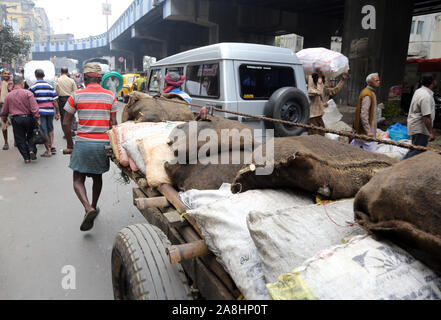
306, 71, 437, 159
0, 63, 119, 231
0, 67, 77, 160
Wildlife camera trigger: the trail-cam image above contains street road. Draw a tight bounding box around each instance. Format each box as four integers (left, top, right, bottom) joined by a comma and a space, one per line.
0, 102, 146, 300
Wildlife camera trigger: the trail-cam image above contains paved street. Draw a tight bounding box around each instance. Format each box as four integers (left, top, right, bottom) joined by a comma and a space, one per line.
0, 102, 146, 300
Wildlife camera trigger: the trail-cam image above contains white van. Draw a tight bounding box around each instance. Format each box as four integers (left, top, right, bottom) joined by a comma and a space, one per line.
146, 42, 310, 136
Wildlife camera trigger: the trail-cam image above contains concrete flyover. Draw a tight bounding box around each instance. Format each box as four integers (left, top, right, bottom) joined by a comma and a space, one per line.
31, 0, 441, 105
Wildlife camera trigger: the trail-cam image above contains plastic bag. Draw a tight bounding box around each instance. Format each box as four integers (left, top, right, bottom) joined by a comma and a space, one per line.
323, 99, 343, 128
297, 48, 349, 78
387, 123, 410, 141
24, 61, 56, 87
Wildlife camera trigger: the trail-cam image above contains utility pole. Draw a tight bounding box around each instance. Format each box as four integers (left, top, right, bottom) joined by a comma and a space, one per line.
103, 0, 111, 49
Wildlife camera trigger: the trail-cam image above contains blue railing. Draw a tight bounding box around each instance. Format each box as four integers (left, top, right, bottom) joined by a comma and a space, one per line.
31, 0, 164, 53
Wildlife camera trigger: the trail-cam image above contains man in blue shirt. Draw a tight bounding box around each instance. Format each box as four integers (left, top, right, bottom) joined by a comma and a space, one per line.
29, 69, 60, 157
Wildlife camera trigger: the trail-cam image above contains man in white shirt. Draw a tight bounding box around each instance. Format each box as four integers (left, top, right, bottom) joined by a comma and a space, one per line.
404, 75, 437, 160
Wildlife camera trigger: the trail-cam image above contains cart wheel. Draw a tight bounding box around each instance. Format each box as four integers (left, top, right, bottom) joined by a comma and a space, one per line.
111, 224, 192, 300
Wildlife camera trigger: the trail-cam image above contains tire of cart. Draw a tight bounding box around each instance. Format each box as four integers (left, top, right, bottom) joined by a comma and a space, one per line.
111, 223, 193, 300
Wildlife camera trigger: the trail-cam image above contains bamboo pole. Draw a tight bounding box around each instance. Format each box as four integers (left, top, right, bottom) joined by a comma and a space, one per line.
167, 241, 210, 264
135, 197, 170, 210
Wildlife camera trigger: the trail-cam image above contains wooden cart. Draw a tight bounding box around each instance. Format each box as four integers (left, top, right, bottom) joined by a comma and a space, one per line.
110, 162, 242, 300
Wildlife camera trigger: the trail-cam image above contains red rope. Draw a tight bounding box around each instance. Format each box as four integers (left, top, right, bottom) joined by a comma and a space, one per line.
323, 201, 355, 228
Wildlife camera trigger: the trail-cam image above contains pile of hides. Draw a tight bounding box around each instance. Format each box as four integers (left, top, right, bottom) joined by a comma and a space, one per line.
232, 135, 398, 200
354, 151, 441, 272
165, 117, 260, 191
121, 92, 194, 123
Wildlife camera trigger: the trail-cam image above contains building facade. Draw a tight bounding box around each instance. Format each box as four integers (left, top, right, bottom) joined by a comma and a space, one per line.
0, 4, 7, 26
34, 6, 50, 43
0, 0, 50, 42
408, 13, 441, 59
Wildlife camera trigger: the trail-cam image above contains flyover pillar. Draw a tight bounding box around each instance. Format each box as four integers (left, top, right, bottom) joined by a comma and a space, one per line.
341, 0, 413, 106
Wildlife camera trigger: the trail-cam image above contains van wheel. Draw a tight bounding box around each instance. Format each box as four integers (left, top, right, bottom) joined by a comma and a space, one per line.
111, 224, 192, 300
264, 87, 310, 137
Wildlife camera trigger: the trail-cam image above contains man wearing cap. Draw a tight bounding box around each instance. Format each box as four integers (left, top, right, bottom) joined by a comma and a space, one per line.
63, 63, 118, 232
163, 72, 192, 104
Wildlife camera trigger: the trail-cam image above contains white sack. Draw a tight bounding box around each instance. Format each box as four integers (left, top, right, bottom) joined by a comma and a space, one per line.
374, 139, 411, 161
267, 235, 441, 300
115, 121, 183, 167
323, 99, 343, 128
179, 183, 233, 210
137, 133, 176, 188
122, 138, 146, 174
24, 60, 56, 87
297, 48, 349, 78
188, 189, 315, 300
247, 200, 368, 283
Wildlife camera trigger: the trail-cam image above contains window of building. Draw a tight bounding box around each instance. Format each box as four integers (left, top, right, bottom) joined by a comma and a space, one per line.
239, 64, 296, 100
148, 68, 162, 93
411, 21, 415, 34
185, 63, 220, 98
417, 21, 424, 35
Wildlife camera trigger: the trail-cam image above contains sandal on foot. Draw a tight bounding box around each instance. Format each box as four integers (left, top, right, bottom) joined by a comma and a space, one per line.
3, 145, 9, 150
41, 152, 52, 158
51, 147, 57, 155
30, 152, 37, 161
80, 209, 100, 232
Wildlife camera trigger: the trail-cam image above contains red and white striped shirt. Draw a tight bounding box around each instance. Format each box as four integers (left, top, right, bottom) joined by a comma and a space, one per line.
64, 83, 118, 142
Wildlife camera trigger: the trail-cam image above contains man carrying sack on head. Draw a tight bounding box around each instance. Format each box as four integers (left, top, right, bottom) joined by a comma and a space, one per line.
63, 63, 118, 232
0, 69, 14, 150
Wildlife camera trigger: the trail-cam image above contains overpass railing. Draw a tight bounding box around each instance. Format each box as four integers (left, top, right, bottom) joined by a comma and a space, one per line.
31, 0, 165, 53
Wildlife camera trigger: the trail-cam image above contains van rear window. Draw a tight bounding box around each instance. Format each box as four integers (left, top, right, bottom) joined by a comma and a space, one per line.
185, 64, 220, 98
240, 65, 295, 100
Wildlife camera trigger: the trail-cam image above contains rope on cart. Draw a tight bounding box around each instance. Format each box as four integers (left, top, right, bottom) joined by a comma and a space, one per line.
151, 96, 441, 155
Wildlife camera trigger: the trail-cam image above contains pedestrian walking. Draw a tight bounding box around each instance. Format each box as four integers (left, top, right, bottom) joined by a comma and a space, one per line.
56, 67, 77, 137
351, 73, 381, 152
0, 76, 40, 163
74, 73, 83, 88
163, 72, 193, 104
307, 71, 348, 136
0, 69, 14, 150
62, 63, 118, 232
403, 75, 437, 160
29, 69, 60, 157
19, 67, 29, 89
